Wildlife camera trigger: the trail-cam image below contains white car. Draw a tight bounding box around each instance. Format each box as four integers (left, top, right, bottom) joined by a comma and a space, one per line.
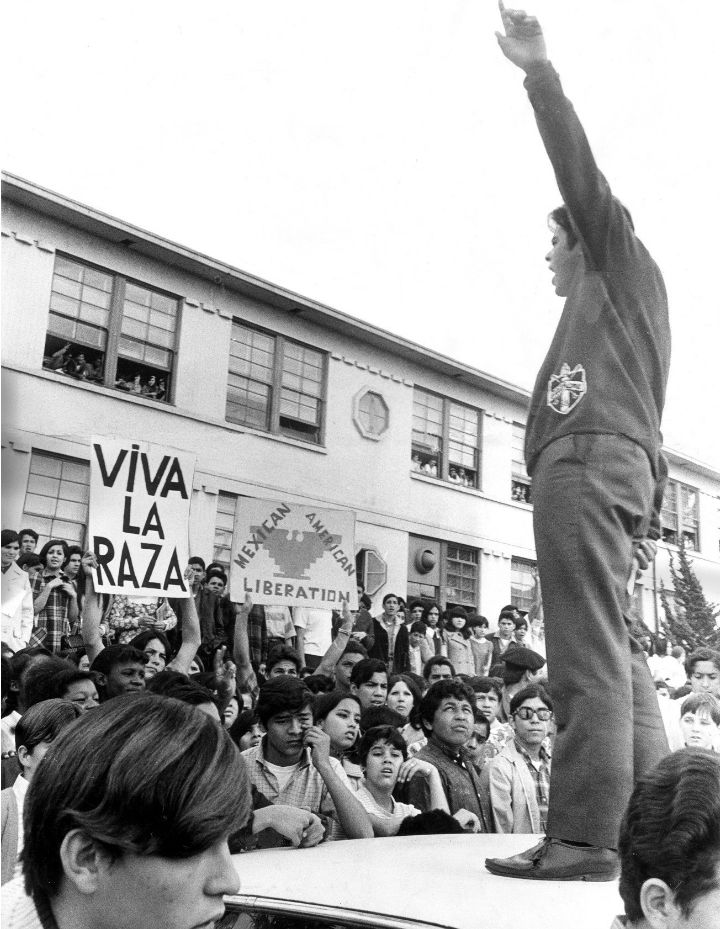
219, 835, 625, 929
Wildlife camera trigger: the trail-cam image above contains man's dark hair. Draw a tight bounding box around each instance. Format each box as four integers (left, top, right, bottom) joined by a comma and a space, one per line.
266, 644, 302, 674
340, 640, 368, 659
466, 676, 503, 701
359, 593, 372, 611
23, 657, 75, 708
256, 676, 314, 728
147, 673, 218, 709
358, 724, 407, 765
350, 658, 387, 688
422, 655, 455, 681
398, 809, 464, 836
16, 553, 42, 571
513, 616, 528, 630
618, 749, 720, 923
360, 705, 405, 732
498, 609, 517, 623
407, 599, 425, 615
22, 693, 251, 900
501, 663, 526, 687
28, 668, 97, 705
410, 621, 427, 636
188, 556, 206, 570
680, 692, 720, 726
18, 529, 39, 544
419, 679, 476, 737
509, 684, 553, 716
145, 670, 189, 695
303, 673, 335, 695
381, 592, 400, 606
37, 539, 70, 565
90, 646, 148, 678
205, 569, 228, 587
686, 647, 720, 676
550, 203, 634, 255
15, 698, 81, 754
128, 629, 172, 659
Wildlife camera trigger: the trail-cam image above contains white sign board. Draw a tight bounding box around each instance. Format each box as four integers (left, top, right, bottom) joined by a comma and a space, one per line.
229, 500, 358, 609
89, 437, 195, 596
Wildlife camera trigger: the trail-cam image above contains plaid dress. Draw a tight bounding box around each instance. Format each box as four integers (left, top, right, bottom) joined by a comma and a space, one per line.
29, 570, 74, 653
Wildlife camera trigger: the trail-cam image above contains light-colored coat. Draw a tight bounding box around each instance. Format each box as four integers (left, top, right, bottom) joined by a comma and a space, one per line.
1, 563, 33, 652
479, 738, 544, 834
445, 632, 475, 677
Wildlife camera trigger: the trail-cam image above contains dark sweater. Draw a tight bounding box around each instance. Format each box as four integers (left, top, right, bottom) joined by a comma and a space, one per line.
522, 63, 670, 507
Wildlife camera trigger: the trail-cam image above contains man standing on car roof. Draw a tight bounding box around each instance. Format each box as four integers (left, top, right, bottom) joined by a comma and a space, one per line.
486, 2, 670, 882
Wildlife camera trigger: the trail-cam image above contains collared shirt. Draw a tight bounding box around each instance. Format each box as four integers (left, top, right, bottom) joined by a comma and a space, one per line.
12, 774, 29, 878
516, 742, 551, 832
403, 737, 488, 831
28, 570, 72, 653
241, 739, 351, 840
355, 785, 420, 822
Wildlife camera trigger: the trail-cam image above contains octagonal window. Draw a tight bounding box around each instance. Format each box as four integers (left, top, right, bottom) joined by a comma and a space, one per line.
354, 389, 389, 439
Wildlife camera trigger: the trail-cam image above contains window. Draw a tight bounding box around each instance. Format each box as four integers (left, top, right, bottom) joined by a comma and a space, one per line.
511, 422, 531, 503
21, 451, 90, 549
355, 548, 387, 597
511, 557, 536, 613
214, 492, 241, 571
411, 388, 481, 488
661, 481, 700, 550
43, 254, 178, 403
353, 390, 389, 439
445, 545, 479, 608
227, 321, 326, 444
407, 536, 480, 610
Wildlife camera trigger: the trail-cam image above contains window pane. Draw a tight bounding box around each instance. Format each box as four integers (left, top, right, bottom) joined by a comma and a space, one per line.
446, 545, 478, 606
511, 558, 535, 612
227, 377, 271, 429
54, 256, 83, 281
31, 456, 63, 478
124, 282, 152, 306
23, 493, 57, 517
118, 336, 144, 361
78, 304, 109, 328
75, 323, 107, 349
22, 452, 90, 551
124, 301, 150, 323
81, 285, 111, 309
49, 293, 81, 318
122, 317, 147, 340
53, 276, 82, 300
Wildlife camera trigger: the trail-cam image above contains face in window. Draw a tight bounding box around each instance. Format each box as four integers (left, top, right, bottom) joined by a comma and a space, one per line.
1, 539, 20, 569
353, 672, 388, 710
386, 681, 414, 720
143, 638, 168, 678
363, 739, 405, 792
102, 662, 146, 698
63, 679, 100, 713
265, 707, 313, 763
426, 697, 475, 749
320, 698, 361, 753
680, 707, 719, 751
690, 661, 720, 697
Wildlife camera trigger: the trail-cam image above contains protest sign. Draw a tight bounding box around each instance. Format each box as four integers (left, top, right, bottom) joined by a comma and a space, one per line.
89, 437, 195, 596
229, 500, 358, 609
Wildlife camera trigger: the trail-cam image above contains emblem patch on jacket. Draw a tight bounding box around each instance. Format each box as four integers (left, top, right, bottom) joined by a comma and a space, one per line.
547, 363, 587, 415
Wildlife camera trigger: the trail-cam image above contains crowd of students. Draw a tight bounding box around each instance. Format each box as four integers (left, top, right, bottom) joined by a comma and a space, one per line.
2, 526, 720, 924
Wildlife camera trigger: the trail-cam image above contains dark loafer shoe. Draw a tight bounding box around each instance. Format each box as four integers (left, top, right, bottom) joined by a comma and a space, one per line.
485, 837, 619, 881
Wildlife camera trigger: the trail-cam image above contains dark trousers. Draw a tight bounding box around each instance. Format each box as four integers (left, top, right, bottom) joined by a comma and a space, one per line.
532, 434, 668, 848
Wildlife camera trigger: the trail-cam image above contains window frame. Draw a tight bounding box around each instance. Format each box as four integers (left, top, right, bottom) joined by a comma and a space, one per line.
21, 450, 91, 550
44, 252, 180, 404
660, 479, 700, 551
411, 387, 482, 489
226, 318, 328, 446
510, 556, 536, 613
511, 422, 531, 504
406, 536, 481, 611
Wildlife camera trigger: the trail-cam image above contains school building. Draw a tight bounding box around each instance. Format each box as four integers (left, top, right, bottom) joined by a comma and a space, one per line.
2, 171, 719, 629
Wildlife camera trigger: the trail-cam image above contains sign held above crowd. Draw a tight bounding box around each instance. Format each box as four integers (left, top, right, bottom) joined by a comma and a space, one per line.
229, 499, 358, 609
89, 437, 195, 596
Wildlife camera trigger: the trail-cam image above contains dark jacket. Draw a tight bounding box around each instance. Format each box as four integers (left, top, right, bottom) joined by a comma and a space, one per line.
368, 618, 409, 674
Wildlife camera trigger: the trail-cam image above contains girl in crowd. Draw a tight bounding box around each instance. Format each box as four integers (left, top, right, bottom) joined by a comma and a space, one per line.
469, 615, 493, 676
1, 699, 81, 884
29, 540, 79, 653
315, 691, 363, 790
444, 607, 475, 677
422, 602, 446, 657
128, 629, 172, 679
386, 674, 424, 749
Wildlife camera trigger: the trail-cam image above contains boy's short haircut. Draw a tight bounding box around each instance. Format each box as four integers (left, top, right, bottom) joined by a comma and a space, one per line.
147, 675, 218, 709
422, 656, 455, 681
90, 645, 148, 677
513, 616, 528, 630
205, 569, 228, 586
407, 599, 425, 614
680, 692, 720, 726
419, 679, 477, 736
509, 684, 553, 716
410, 621, 428, 636
145, 670, 189, 694
22, 693, 251, 900
303, 673, 335, 695
188, 556, 206, 569
350, 658, 387, 688
313, 690, 362, 723
266, 643, 302, 674
16, 553, 42, 571
382, 592, 400, 606
686, 647, 720, 676
340, 640, 368, 659
466, 676, 502, 701
18, 529, 39, 544
397, 809, 464, 836
359, 593, 372, 611
39, 669, 97, 703
23, 657, 75, 708
358, 724, 408, 765
256, 676, 314, 728
15, 698, 81, 753
618, 749, 720, 924
360, 706, 406, 732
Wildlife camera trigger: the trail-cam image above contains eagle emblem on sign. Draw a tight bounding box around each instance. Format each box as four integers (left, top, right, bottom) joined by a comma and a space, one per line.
547, 363, 587, 415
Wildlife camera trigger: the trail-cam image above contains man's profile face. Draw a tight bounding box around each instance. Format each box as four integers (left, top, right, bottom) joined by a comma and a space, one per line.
545, 223, 583, 297
266, 706, 313, 762
104, 662, 146, 698
335, 652, 363, 689
353, 671, 388, 709
690, 661, 720, 697
92, 840, 240, 929
426, 663, 453, 686
268, 659, 298, 678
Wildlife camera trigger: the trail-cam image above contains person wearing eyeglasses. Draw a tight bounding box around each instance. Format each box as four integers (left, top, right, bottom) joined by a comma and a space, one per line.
479, 685, 553, 834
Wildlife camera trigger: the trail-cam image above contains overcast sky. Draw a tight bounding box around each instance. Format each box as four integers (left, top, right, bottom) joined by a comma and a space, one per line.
4, 0, 719, 466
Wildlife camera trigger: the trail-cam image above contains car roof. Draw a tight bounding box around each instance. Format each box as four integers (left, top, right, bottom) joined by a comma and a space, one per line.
228, 835, 625, 929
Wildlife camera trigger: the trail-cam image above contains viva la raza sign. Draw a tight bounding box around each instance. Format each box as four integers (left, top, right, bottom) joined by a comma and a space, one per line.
89, 437, 195, 596
229, 500, 358, 609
